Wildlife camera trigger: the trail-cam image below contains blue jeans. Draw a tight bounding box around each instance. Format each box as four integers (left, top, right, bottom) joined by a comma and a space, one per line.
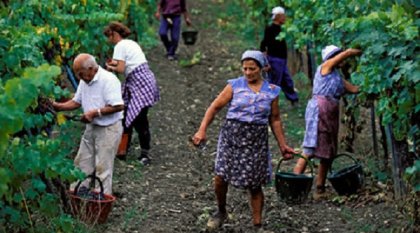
159, 15, 181, 56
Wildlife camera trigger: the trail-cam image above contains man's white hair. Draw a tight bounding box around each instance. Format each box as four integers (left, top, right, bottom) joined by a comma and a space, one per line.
81, 54, 98, 69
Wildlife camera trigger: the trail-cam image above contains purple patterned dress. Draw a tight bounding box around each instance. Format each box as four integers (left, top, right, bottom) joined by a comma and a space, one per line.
302, 66, 345, 159
216, 76, 280, 189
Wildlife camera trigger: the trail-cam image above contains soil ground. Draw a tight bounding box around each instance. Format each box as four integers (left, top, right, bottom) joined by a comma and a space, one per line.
92, 1, 413, 232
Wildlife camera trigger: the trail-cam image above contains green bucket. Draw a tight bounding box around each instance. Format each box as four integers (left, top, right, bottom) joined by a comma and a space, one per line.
327, 152, 364, 195
275, 154, 314, 204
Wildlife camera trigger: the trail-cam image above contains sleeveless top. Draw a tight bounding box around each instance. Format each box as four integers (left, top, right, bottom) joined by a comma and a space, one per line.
226, 76, 280, 125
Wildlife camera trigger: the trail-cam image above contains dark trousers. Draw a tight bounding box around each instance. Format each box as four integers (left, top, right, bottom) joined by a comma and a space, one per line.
158, 15, 181, 56
267, 56, 299, 102
124, 107, 150, 151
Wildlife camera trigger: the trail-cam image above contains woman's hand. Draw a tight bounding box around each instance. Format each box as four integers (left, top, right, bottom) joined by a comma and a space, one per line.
280, 145, 296, 160
191, 130, 206, 147
106, 61, 117, 72
347, 48, 362, 56
105, 64, 115, 72
105, 58, 118, 66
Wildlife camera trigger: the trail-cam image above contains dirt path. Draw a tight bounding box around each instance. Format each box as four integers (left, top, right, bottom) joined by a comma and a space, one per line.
95, 1, 410, 233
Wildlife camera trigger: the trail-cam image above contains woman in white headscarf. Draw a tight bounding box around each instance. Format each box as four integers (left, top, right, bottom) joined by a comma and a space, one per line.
293, 45, 362, 199
192, 50, 295, 231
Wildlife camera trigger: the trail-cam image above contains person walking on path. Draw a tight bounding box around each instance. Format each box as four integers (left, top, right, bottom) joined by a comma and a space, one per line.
192, 50, 295, 231
52, 53, 124, 195
104, 22, 160, 166
155, 0, 192, 60
293, 45, 362, 200
260, 6, 298, 105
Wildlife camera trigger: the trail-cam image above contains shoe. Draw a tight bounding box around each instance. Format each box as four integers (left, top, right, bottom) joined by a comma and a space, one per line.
138, 156, 151, 166
255, 227, 275, 233
254, 224, 275, 233
167, 55, 177, 61
206, 211, 227, 230
116, 154, 126, 161
313, 187, 330, 200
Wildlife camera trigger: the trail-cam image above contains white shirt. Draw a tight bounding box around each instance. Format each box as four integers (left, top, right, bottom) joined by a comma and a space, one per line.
73, 67, 124, 126
113, 39, 147, 77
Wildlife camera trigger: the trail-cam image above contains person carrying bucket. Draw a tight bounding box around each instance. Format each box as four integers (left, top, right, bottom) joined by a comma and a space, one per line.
192, 50, 295, 231
293, 45, 362, 200
155, 0, 192, 61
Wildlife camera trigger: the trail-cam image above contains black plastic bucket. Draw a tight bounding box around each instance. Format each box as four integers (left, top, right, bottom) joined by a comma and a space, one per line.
275, 155, 314, 204
328, 152, 364, 195
182, 30, 198, 45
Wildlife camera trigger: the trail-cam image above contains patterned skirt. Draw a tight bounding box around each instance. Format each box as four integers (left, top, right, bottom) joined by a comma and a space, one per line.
215, 119, 270, 189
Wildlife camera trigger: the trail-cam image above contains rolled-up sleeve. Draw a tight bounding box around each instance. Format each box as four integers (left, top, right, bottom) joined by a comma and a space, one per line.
72, 85, 82, 104
104, 77, 124, 107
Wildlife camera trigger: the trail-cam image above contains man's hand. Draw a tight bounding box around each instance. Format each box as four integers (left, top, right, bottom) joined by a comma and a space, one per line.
52, 101, 60, 111
80, 110, 96, 123
154, 12, 160, 20
185, 17, 192, 26
262, 64, 271, 72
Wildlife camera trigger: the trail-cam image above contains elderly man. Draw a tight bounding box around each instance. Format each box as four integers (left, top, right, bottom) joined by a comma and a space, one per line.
53, 53, 124, 194
260, 6, 298, 105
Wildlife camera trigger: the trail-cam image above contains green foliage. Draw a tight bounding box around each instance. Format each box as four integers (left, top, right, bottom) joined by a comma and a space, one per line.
282, 0, 419, 143
281, 1, 419, 196
217, 0, 418, 144
125, 0, 159, 49
404, 160, 420, 192
0, 0, 158, 232
217, 0, 419, 197
0, 65, 84, 232
0, 65, 59, 153
210, 0, 279, 47
179, 51, 202, 67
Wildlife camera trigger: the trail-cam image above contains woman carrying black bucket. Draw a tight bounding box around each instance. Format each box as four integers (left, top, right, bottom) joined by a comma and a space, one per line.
293, 45, 362, 200
192, 50, 295, 231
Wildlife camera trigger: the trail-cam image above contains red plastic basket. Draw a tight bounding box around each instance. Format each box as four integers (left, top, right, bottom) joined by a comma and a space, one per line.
68, 174, 116, 224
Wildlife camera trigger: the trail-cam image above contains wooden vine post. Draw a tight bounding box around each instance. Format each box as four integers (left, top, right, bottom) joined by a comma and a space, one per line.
370, 102, 379, 158
385, 124, 407, 199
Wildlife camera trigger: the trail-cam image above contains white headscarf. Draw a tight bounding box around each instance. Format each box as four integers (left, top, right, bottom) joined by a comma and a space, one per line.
271, 6, 285, 19
321, 45, 342, 61
241, 50, 267, 68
